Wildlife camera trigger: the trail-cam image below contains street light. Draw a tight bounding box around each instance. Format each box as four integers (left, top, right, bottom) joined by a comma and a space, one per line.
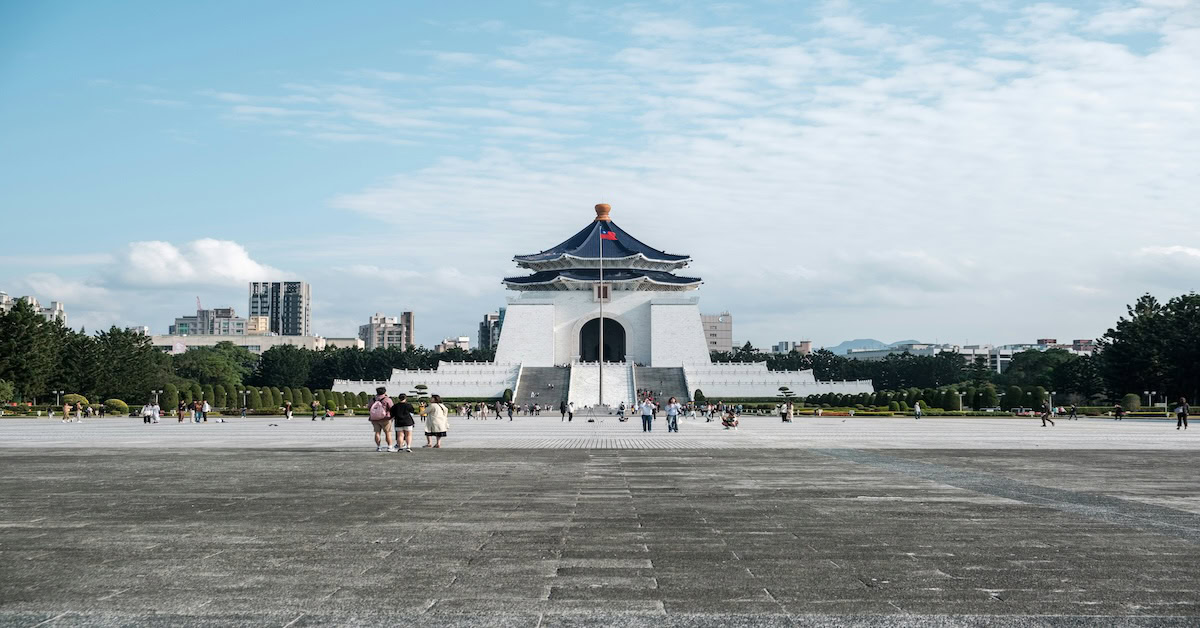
53, 390, 65, 406
1050, 391, 1057, 414
240, 390, 249, 408
1144, 390, 1151, 408
957, 391, 967, 412
151, 389, 164, 405
1151, 390, 1157, 411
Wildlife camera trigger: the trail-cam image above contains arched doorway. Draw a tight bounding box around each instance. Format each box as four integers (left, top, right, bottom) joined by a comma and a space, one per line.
579, 318, 626, 362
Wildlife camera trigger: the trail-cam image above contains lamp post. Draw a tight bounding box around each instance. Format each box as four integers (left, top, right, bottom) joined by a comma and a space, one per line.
1150, 390, 1157, 411
240, 390, 249, 408
957, 391, 967, 412
1050, 391, 1057, 414
1144, 390, 1151, 408
151, 389, 163, 405
53, 390, 64, 406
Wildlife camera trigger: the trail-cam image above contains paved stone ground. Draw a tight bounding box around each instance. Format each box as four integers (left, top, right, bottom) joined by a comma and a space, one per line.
0, 414, 1194, 449
2, 419, 1199, 626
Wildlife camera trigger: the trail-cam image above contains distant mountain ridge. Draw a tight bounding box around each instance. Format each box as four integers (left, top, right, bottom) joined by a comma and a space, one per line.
823, 338, 925, 355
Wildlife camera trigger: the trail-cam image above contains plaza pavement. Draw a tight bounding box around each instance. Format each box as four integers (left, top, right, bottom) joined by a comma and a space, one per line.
1, 416, 1198, 626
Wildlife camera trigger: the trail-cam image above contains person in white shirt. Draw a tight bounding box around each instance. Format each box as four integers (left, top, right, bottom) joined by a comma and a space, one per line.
665, 397, 682, 433
639, 399, 656, 433
151, 402, 160, 423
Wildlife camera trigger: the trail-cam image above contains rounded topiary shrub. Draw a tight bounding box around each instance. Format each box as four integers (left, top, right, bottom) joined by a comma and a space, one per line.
105, 399, 129, 414
62, 394, 89, 406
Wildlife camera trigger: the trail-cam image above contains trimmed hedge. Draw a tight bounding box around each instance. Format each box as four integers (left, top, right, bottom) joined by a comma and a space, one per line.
104, 399, 129, 414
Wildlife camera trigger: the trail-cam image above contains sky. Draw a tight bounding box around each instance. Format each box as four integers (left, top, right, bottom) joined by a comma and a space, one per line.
1, 0, 1198, 349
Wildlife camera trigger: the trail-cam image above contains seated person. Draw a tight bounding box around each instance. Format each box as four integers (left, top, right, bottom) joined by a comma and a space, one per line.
721, 411, 739, 430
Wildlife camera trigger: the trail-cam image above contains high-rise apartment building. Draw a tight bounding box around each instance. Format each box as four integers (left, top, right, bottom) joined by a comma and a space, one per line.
170, 306, 248, 336
248, 281, 311, 336
478, 308, 505, 351
700, 312, 733, 353
358, 312, 415, 350
0, 292, 67, 325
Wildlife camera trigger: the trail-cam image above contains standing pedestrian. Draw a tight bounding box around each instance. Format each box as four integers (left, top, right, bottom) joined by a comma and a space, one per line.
560, 401, 567, 421
311, 399, 319, 421
284, 401, 293, 420
914, 401, 922, 420
366, 386, 395, 452
507, 401, 514, 421
62, 401, 71, 423
151, 401, 160, 423
202, 399, 212, 422
142, 401, 153, 424
568, 401, 575, 422
391, 393, 415, 452
74, 402, 83, 423
424, 394, 450, 448
666, 397, 681, 433
1040, 401, 1055, 427
1176, 397, 1189, 430
639, 398, 655, 433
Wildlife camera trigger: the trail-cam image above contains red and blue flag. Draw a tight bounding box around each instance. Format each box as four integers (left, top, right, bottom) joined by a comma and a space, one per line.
599, 225, 617, 241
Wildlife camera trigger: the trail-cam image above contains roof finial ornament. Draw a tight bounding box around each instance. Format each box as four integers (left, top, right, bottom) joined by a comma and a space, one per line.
594, 203, 611, 222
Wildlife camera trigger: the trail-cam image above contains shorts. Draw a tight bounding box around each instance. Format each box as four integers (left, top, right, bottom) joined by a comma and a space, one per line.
396, 425, 413, 432
371, 419, 393, 433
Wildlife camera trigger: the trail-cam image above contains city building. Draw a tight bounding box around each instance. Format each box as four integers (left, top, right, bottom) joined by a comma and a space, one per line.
151, 334, 329, 355
772, 340, 812, 355
248, 281, 311, 336
325, 337, 365, 350
127, 326, 150, 335
169, 306, 248, 336
701, 312, 733, 353
842, 338, 1098, 374
435, 336, 472, 353
334, 204, 872, 404
358, 312, 414, 350
478, 309, 505, 351
246, 316, 270, 335
0, 292, 67, 324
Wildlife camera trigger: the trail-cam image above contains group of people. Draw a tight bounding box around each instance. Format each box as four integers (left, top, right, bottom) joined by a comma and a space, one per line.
57, 401, 92, 423
366, 386, 451, 452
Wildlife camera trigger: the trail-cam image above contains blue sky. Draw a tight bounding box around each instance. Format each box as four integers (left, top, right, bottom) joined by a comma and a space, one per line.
2, 1, 1198, 348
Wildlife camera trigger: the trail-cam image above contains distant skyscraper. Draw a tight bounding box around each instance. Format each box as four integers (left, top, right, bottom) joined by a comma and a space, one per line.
0, 291, 67, 325
478, 308, 505, 351
358, 312, 415, 350
701, 312, 733, 353
248, 281, 311, 336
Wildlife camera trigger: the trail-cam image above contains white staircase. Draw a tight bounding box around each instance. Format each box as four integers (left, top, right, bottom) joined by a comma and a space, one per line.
568, 362, 634, 409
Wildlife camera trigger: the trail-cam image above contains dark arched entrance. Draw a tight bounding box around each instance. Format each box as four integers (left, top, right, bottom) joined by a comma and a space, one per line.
580, 318, 626, 362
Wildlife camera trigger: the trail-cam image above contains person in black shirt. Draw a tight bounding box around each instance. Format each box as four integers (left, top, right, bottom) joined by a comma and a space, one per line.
391, 394, 416, 452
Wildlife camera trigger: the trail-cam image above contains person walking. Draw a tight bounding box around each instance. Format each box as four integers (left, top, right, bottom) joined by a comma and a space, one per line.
1114, 404, 1125, 420
507, 401, 514, 421
284, 401, 293, 420
639, 398, 655, 433
142, 401, 153, 424
151, 401, 160, 423
665, 397, 682, 433
74, 401, 83, 423
424, 394, 450, 448
1175, 397, 1189, 430
368, 386, 396, 452
178, 400, 186, 423
202, 400, 212, 423
391, 393, 416, 452
62, 401, 72, 423
914, 401, 922, 420
560, 401, 567, 421
311, 399, 319, 421
1069, 404, 1078, 420
1040, 401, 1056, 427
568, 401, 575, 422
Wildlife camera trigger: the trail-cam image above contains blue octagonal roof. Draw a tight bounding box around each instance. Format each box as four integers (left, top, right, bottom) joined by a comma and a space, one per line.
514, 219, 689, 264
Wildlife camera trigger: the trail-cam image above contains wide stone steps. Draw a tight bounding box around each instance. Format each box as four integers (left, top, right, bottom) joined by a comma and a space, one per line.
516, 366, 570, 406
633, 366, 690, 403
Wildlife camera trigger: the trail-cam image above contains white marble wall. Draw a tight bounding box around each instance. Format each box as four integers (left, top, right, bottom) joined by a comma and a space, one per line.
650, 301, 712, 366
493, 302, 556, 366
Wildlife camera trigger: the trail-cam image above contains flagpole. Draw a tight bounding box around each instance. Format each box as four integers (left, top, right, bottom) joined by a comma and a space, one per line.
598, 213, 604, 409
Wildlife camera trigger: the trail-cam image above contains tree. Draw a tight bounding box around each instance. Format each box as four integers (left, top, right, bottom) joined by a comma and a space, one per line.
282, 387, 294, 405
248, 387, 263, 410
981, 385, 1000, 409
0, 300, 58, 399
694, 389, 706, 403
255, 345, 313, 389
270, 386, 282, 408
300, 387, 313, 405
1004, 385, 1023, 409
0, 378, 13, 402
214, 384, 227, 408
1121, 393, 1141, 411
189, 382, 203, 406
163, 383, 179, 409
203, 384, 215, 404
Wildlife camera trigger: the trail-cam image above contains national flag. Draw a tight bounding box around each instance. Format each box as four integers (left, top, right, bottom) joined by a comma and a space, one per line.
599, 225, 617, 241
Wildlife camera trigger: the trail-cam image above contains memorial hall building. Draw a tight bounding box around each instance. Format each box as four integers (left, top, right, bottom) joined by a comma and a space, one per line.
334, 204, 873, 407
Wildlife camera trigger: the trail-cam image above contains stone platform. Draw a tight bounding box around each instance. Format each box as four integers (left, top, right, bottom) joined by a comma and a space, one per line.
1, 418, 1198, 626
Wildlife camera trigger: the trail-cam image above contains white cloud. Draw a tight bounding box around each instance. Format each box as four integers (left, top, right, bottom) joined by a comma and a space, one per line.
115, 239, 284, 288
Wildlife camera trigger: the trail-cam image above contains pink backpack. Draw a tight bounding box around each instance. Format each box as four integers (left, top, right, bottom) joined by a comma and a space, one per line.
369, 396, 390, 421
